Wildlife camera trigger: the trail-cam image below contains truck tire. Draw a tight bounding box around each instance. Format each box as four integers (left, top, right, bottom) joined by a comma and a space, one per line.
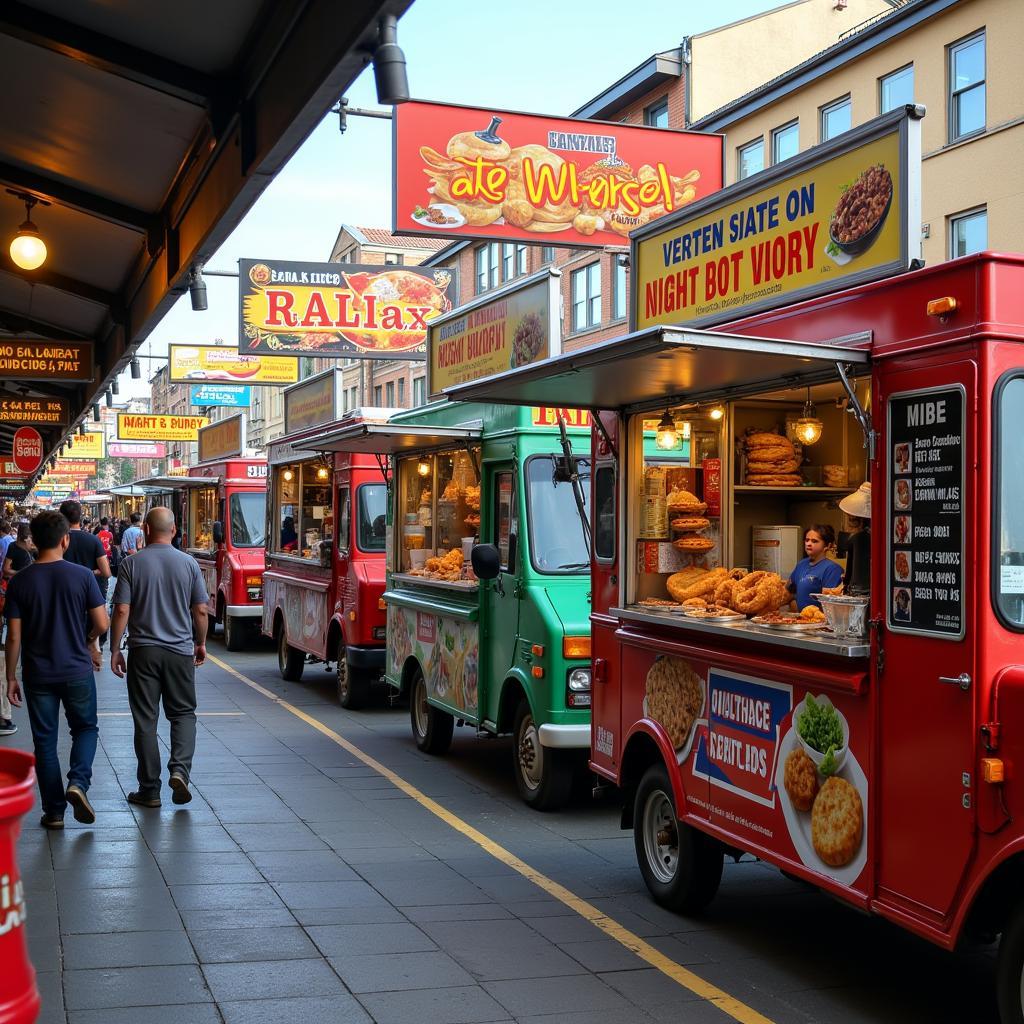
997, 900, 1024, 1024
277, 627, 304, 682
633, 762, 722, 913
224, 613, 245, 652
410, 670, 453, 754
337, 656, 370, 710
512, 698, 572, 811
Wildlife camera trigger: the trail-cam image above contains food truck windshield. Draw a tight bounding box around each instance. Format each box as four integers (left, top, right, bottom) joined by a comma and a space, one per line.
524, 455, 591, 573
230, 491, 266, 548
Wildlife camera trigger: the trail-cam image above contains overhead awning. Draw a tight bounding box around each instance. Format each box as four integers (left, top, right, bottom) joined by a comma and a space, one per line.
101, 483, 166, 496
137, 475, 220, 490
305, 422, 483, 456
445, 326, 870, 414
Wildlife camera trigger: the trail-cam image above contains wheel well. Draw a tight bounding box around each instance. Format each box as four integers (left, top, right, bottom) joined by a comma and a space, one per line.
497, 679, 526, 734
216, 593, 225, 623
399, 656, 421, 698
326, 621, 343, 664
619, 733, 665, 831
964, 854, 1024, 941
273, 610, 284, 641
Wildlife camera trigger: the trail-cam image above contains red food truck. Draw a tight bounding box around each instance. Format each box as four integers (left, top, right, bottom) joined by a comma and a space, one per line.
144, 416, 268, 650
449, 107, 1024, 1022
260, 371, 395, 707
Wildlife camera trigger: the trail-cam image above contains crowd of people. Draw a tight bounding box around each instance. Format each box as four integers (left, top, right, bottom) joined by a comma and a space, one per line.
0, 502, 208, 829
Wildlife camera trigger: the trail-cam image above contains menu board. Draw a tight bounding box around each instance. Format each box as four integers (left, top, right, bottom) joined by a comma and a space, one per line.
887, 386, 964, 638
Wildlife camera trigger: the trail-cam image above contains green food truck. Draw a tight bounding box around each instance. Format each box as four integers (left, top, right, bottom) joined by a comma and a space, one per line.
313, 399, 593, 809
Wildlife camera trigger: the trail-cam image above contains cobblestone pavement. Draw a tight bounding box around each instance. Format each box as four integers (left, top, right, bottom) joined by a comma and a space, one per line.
11, 636, 999, 1023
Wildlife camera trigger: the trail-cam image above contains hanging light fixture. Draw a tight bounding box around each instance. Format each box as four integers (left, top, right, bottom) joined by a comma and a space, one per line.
795, 387, 824, 445
7, 191, 49, 271
130, 358, 141, 379
282, 468, 294, 482
708, 404, 725, 421
315, 463, 330, 482
111, 379, 119, 395
416, 457, 431, 477
188, 265, 208, 311
654, 410, 678, 450
104, 389, 112, 408
92, 404, 100, 422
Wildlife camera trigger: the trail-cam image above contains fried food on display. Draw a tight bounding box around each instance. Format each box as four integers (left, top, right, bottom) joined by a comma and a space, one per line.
800, 605, 827, 623
743, 432, 803, 486
665, 488, 707, 515
410, 548, 465, 581
668, 567, 728, 602
670, 517, 710, 532
672, 534, 715, 552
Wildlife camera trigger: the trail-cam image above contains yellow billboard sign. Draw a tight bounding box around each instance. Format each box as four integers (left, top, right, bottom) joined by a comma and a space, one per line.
117, 414, 209, 441
634, 109, 919, 330
68, 431, 105, 459
429, 271, 561, 398
168, 345, 299, 385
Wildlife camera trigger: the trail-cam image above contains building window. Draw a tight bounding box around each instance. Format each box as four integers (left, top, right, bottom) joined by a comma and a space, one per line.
385, 252, 403, 265
571, 262, 602, 332
348, 386, 358, 410
413, 376, 426, 406
502, 243, 515, 280
820, 96, 851, 142
949, 32, 985, 141
771, 120, 799, 164
385, 381, 395, 406
516, 244, 527, 276
949, 206, 987, 258
737, 138, 764, 180
541, 246, 555, 265
374, 385, 382, 405
398, 377, 405, 406
612, 259, 627, 321
880, 64, 914, 113
475, 243, 500, 293
644, 97, 669, 128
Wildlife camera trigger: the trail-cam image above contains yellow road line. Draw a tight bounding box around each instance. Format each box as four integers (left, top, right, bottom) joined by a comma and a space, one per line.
208, 653, 773, 1024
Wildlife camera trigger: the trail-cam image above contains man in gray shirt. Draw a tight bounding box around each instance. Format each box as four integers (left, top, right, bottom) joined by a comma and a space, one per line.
110, 507, 208, 807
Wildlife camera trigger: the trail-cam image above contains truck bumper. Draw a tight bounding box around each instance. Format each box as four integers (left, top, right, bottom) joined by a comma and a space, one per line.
538, 723, 590, 749
226, 605, 262, 618
347, 646, 385, 671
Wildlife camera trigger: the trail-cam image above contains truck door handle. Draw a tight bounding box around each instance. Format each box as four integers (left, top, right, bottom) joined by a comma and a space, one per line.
939, 673, 971, 692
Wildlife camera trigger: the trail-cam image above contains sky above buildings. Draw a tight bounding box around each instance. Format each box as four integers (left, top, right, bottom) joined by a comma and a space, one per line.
126, 0, 783, 396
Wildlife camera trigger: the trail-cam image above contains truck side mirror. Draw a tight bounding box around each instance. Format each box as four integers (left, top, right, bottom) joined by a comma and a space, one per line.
212, 521, 224, 545
472, 543, 500, 580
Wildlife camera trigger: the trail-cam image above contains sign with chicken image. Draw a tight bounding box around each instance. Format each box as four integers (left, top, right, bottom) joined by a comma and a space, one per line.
394, 101, 724, 247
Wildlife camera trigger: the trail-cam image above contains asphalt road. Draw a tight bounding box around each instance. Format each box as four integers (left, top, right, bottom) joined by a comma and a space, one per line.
219, 634, 1001, 1024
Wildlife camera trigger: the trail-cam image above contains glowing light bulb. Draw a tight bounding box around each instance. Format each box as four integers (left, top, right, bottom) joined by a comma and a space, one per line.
10, 224, 46, 270
654, 411, 677, 450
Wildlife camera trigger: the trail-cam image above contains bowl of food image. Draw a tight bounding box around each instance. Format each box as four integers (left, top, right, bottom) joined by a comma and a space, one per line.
793, 693, 849, 775
829, 165, 893, 257
895, 478, 911, 510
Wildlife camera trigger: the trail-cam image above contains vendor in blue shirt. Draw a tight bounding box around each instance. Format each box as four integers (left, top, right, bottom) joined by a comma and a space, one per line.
787, 524, 844, 610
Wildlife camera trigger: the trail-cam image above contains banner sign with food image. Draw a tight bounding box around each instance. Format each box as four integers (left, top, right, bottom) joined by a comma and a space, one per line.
240, 258, 456, 360
627, 644, 870, 890
633, 106, 921, 331
394, 100, 723, 248
169, 344, 298, 385
387, 606, 480, 716
429, 269, 560, 397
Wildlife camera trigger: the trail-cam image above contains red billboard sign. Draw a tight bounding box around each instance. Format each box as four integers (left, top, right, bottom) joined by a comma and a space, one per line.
12, 427, 43, 474
394, 100, 723, 248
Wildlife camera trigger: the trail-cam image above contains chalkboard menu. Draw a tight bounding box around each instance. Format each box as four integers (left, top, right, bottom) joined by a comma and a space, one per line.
887, 386, 964, 638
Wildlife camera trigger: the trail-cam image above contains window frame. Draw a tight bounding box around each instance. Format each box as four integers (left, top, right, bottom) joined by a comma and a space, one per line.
336, 484, 350, 555
736, 137, 764, 180
355, 482, 387, 553
493, 469, 516, 572
771, 120, 799, 165
948, 205, 987, 259
228, 491, 266, 549
502, 242, 515, 281
186, 485, 219, 556
523, 453, 592, 576
373, 384, 382, 405
819, 95, 852, 143
593, 461, 617, 564
541, 246, 555, 265
644, 97, 669, 128
948, 30, 986, 143
612, 258, 627, 321
571, 261, 602, 333
385, 380, 395, 406
879, 63, 914, 114
992, 369, 1024, 632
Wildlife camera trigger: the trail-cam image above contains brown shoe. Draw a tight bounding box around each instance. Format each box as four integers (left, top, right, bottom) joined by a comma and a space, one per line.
39, 814, 64, 830
169, 773, 192, 805
127, 791, 161, 808
66, 785, 95, 824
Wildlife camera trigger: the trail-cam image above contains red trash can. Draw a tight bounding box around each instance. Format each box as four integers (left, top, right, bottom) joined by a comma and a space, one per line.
0, 750, 40, 1024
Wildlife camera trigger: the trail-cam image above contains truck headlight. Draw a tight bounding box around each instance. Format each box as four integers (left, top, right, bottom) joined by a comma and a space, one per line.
566, 667, 591, 708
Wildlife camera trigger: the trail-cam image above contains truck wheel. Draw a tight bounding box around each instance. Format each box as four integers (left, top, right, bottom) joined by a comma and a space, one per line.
997, 900, 1024, 1024
277, 628, 304, 682
410, 670, 453, 754
337, 656, 370, 710
512, 699, 572, 811
633, 762, 722, 913
224, 613, 245, 652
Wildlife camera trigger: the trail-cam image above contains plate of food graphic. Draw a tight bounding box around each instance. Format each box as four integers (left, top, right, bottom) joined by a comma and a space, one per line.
642, 655, 706, 765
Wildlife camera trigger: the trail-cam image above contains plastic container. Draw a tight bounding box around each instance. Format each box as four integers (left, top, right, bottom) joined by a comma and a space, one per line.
814, 594, 869, 637
461, 537, 475, 560
410, 549, 428, 569
0, 750, 41, 1024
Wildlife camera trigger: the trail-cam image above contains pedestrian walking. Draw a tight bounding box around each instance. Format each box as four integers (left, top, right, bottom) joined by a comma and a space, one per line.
120, 513, 145, 556
3, 523, 34, 579
60, 501, 111, 583
5, 511, 108, 828
0, 519, 13, 564
110, 507, 208, 807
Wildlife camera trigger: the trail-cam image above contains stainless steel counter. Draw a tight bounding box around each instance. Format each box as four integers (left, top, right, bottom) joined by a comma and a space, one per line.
392, 572, 479, 594
612, 606, 871, 658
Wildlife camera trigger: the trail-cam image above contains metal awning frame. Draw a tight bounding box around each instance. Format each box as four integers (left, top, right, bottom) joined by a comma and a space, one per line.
137, 475, 221, 491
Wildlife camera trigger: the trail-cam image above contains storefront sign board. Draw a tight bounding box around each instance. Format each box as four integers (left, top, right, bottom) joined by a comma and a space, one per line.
168, 344, 298, 385
197, 414, 245, 462
117, 414, 209, 442
13, 427, 43, 474
68, 431, 105, 459
190, 384, 252, 407
54, 459, 97, 475
0, 340, 94, 381
394, 100, 724, 248
283, 369, 343, 435
109, 441, 166, 459
0, 396, 70, 425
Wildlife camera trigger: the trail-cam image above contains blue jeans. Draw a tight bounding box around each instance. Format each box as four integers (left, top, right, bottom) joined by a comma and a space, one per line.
24, 676, 98, 817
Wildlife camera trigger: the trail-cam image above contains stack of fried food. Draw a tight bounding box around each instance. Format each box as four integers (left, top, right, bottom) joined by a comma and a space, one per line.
744, 432, 802, 486
410, 548, 465, 581
667, 567, 790, 616
464, 484, 481, 530
667, 488, 714, 553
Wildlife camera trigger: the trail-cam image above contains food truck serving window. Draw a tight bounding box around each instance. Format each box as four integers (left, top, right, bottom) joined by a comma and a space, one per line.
525, 455, 591, 574
188, 486, 218, 553
356, 484, 386, 552
230, 492, 266, 548
995, 373, 1024, 629
273, 461, 331, 560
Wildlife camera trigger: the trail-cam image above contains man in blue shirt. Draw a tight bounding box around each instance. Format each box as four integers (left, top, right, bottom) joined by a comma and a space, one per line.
120, 513, 145, 556
5, 512, 109, 829
0, 519, 13, 565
